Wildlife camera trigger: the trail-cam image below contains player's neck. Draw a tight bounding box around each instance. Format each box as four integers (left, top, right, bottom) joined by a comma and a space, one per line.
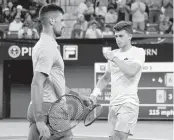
120, 43, 133, 52
42, 28, 56, 39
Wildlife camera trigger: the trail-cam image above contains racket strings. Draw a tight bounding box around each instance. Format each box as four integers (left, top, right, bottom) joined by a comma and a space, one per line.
48, 95, 84, 132
49, 103, 71, 131
66, 95, 84, 120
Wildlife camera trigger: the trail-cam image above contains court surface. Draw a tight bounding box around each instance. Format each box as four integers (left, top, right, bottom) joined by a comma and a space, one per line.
0, 119, 173, 140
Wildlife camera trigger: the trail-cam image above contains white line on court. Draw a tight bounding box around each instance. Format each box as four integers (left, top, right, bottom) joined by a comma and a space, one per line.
100, 104, 174, 107
138, 87, 173, 90
0, 135, 170, 140
74, 134, 170, 140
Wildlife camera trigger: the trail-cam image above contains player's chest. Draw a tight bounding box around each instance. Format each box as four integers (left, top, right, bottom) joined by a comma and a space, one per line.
110, 53, 134, 72
53, 50, 64, 70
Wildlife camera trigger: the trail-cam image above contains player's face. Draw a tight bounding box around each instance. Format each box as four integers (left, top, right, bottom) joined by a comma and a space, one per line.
52, 13, 65, 37
115, 30, 131, 48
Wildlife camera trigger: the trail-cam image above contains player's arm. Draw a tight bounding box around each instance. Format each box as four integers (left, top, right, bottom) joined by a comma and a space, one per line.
31, 47, 55, 139
95, 71, 111, 92
31, 71, 50, 140
112, 49, 145, 77
91, 62, 111, 98
104, 49, 145, 77
31, 72, 47, 122
32, 48, 54, 121
112, 57, 141, 77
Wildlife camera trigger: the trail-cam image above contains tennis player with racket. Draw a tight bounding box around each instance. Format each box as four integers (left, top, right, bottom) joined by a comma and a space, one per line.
90, 21, 145, 140
27, 4, 92, 140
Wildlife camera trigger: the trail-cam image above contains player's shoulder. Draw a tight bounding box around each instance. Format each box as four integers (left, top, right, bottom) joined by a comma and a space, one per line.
33, 40, 52, 55
132, 46, 145, 54
34, 38, 52, 49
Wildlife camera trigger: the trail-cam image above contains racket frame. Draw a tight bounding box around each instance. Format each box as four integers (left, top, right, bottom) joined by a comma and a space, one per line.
47, 94, 85, 133
84, 104, 103, 127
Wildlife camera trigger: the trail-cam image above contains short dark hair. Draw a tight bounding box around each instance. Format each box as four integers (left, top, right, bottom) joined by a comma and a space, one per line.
39, 4, 64, 18
113, 21, 133, 34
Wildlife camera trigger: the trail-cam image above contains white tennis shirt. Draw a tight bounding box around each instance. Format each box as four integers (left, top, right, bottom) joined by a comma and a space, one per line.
107, 46, 145, 106
32, 33, 65, 103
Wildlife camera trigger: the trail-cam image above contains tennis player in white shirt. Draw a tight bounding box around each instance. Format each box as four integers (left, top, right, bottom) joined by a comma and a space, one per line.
90, 21, 145, 140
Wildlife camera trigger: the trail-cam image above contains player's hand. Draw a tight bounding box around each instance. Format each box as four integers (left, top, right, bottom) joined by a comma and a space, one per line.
103, 51, 116, 61
80, 95, 93, 107
90, 94, 97, 105
36, 121, 50, 140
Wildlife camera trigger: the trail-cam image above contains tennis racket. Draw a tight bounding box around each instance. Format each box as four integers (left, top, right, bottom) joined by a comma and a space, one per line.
46, 94, 85, 137
84, 103, 103, 127
65, 87, 103, 127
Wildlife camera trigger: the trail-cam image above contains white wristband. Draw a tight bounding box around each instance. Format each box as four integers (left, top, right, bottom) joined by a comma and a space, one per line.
91, 88, 101, 97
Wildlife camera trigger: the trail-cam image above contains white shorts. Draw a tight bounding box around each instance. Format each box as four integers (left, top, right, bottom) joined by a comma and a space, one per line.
108, 102, 139, 135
